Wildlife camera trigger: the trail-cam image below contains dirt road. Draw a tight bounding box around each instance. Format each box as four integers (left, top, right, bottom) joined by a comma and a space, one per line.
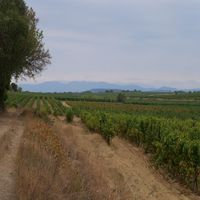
55, 117, 200, 200
0, 112, 24, 200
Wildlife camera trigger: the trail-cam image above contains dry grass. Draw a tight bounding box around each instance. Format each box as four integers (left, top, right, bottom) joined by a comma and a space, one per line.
0, 129, 14, 160
15, 117, 91, 200
54, 123, 120, 200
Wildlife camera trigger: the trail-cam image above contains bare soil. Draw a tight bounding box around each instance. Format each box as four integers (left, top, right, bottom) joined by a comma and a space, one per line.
32, 101, 37, 109
0, 112, 24, 200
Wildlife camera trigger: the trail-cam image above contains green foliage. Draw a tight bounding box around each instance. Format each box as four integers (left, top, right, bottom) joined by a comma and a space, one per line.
0, 0, 51, 110
6, 93, 67, 117
5, 92, 200, 191
67, 100, 200, 120
76, 104, 200, 191
10, 83, 18, 92
66, 109, 74, 123
117, 93, 126, 103
47, 90, 200, 107
81, 111, 116, 145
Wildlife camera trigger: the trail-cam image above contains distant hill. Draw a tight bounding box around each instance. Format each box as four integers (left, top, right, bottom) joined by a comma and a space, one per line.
152, 87, 177, 92
20, 81, 178, 93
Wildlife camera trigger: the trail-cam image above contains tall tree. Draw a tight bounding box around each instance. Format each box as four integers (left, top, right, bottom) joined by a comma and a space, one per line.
0, 0, 51, 111
10, 83, 18, 92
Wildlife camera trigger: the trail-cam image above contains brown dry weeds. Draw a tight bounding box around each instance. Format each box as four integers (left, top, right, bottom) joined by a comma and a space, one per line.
16, 117, 111, 200
0, 113, 24, 200
0, 129, 14, 160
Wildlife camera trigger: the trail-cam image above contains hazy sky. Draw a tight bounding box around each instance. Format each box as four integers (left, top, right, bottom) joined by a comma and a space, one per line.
24, 0, 200, 88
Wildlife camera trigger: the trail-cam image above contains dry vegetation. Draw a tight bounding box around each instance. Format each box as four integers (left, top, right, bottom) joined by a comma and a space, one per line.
54, 121, 119, 200
16, 117, 80, 200
0, 129, 14, 160
15, 115, 115, 200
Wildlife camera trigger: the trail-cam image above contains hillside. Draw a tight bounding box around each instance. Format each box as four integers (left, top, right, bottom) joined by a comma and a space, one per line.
20, 81, 177, 93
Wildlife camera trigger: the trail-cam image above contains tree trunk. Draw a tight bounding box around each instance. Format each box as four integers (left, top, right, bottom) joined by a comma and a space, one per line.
0, 87, 6, 112
0, 72, 12, 112
0, 71, 12, 112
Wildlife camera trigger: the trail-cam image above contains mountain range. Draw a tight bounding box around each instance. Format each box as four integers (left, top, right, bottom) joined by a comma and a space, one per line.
19, 81, 179, 93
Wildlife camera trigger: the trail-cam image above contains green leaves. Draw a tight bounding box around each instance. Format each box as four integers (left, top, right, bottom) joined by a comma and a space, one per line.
78, 107, 200, 191
0, 0, 51, 110
66, 109, 74, 123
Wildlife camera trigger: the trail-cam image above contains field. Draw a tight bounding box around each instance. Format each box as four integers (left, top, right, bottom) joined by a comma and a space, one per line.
65, 93, 200, 190
6, 92, 68, 116
1, 91, 200, 199
3, 0, 199, 199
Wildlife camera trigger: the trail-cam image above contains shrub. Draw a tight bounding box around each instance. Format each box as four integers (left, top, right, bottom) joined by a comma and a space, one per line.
66, 109, 74, 123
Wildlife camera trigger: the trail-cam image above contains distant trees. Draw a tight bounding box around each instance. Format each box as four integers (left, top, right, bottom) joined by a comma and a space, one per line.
117, 93, 126, 103
0, 0, 51, 111
10, 83, 22, 92
10, 83, 18, 92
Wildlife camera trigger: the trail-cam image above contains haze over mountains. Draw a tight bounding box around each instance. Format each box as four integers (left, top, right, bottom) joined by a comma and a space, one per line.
20, 81, 181, 93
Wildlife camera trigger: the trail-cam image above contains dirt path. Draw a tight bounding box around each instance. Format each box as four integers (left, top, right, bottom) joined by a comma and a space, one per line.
0, 112, 24, 200
32, 100, 37, 109
56, 117, 200, 200
61, 101, 71, 108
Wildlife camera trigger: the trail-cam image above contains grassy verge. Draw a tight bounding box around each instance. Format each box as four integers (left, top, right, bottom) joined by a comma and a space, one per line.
0, 129, 13, 160
15, 117, 89, 200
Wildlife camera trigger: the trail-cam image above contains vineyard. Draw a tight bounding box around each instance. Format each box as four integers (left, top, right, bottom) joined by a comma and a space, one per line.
68, 100, 200, 192
67, 100, 200, 120
5, 92, 200, 193
6, 93, 68, 116
42, 90, 200, 104
2, 0, 199, 198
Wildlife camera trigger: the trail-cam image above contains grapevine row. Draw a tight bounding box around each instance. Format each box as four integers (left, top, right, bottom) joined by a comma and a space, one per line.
6, 94, 67, 116
74, 108, 200, 191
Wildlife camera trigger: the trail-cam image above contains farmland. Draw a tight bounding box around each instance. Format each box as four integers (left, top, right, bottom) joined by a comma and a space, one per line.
6, 92, 69, 116
65, 94, 200, 191
1, 91, 200, 199
1, 0, 200, 199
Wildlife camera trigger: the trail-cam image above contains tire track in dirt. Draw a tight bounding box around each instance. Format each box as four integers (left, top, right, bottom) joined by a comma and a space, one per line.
0, 114, 24, 200
56, 117, 200, 200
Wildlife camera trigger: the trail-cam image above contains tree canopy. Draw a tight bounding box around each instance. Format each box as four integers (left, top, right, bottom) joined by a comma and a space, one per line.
117, 93, 126, 103
0, 0, 51, 111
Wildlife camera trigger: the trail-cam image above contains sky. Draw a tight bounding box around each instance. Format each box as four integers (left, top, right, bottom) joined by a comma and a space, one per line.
24, 0, 200, 89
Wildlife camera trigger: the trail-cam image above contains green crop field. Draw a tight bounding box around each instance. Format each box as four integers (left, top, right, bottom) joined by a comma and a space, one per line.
6, 92, 68, 116
6, 91, 200, 192
65, 92, 200, 192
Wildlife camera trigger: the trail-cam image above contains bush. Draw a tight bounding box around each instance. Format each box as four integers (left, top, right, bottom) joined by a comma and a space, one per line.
117, 93, 126, 103
66, 109, 74, 123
